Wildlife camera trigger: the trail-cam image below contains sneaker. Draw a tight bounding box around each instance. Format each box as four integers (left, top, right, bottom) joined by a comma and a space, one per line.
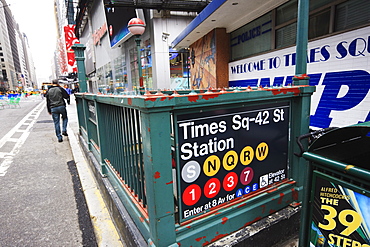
62, 132, 68, 136
58, 138, 63, 142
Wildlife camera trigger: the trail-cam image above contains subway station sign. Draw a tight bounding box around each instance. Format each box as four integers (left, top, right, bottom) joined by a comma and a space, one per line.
176, 101, 290, 220
310, 173, 370, 247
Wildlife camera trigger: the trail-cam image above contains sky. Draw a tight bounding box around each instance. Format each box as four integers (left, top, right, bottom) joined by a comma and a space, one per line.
6, 0, 57, 84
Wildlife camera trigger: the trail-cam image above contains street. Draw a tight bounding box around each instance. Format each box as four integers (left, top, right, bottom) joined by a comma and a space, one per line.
0, 95, 97, 246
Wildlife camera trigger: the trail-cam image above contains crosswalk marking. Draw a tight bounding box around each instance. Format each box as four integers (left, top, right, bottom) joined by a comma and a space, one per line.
0, 101, 45, 176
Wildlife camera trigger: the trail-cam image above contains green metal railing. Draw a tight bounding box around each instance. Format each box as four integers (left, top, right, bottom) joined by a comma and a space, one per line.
101, 104, 147, 207
75, 85, 315, 247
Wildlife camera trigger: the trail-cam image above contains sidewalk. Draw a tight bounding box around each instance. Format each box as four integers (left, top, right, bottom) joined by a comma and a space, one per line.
0, 94, 123, 246
0, 96, 95, 246
67, 95, 125, 247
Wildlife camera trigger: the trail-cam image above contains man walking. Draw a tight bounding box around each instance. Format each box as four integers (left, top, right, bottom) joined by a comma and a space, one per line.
46, 79, 70, 142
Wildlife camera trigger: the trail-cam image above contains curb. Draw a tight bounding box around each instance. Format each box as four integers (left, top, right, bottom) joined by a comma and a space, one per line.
67, 124, 124, 247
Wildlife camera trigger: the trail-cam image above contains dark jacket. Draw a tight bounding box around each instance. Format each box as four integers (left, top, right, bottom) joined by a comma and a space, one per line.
46, 85, 70, 113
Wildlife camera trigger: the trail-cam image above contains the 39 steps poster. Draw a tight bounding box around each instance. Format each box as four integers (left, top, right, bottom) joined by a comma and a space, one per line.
310, 172, 370, 247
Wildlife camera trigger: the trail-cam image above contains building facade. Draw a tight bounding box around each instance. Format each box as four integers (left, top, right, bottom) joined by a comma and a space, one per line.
172, 0, 370, 129
53, 0, 80, 83
0, 0, 37, 92
74, 0, 205, 93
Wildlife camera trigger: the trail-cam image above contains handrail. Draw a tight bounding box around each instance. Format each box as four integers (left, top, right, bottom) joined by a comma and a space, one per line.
302, 152, 370, 181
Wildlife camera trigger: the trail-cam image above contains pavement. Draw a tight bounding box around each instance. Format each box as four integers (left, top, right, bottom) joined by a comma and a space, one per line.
67, 95, 125, 247
0, 94, 124, 246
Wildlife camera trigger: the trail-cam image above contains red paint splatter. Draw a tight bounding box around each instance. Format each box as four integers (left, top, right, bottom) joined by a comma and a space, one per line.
294, 73, 309, 80
195, 236, 206, 242
261, 205, 266, 214
127, 98, 132, 105
278, 193, 285, 204
267, 187, 278, 193
210, 233, 229, 243
221, 217, 228, 224
154, 171, 161, 179
186, 226, 191, 229
145, 97, 157, 102
163, 96, 174, 101
291, 188, 299, 201
244, 216, 262, 227
291, 202, 301, 207
187, 95, 199, 102
166, 181, 173, 185
202, 94, 220, 100
271, 87, 301, 96
269, 209, 277, 214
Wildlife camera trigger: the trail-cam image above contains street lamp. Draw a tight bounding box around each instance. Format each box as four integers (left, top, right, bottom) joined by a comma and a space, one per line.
128, 18, 146, 88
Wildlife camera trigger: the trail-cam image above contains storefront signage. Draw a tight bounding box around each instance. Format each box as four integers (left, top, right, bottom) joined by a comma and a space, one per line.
310, 173, 370, 246
176, 102, 290, 220
93, 22, 108, 46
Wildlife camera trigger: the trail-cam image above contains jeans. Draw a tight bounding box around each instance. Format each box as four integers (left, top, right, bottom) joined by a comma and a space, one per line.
51, 105, 68, 140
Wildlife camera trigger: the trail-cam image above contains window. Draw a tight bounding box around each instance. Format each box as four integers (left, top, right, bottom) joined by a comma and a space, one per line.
130, 44, 152, 89
276, 22, 297, 49
276, 0, 297, 26
335, 0, 370, 32
231, 0, 370, 61
113, 54, 128, 94
309, 0, 333, 11
309, 8, 331, 39
96, 65, 112, 94
170, 48, 190, 89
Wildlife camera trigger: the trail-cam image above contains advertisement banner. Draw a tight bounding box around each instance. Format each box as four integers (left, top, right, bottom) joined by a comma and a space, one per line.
310, 172, 370, 247
104, 7, 138, 48
229, 26, 370, 129
64, 25, 79, 73
176, 101, 290, 220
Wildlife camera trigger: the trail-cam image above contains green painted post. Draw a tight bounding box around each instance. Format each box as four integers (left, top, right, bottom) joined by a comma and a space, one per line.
292, 88, 315, 247
135, 37, 144, 88
92, 99, 108, 174
294, 0, 312, 245
140, 111, 177, 247
294, 0, 309, 86
75, 96, 87, 140
72, 44, 88, 93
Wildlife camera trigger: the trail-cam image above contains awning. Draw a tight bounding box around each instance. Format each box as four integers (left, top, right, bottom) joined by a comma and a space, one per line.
171, 0, 289, 48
